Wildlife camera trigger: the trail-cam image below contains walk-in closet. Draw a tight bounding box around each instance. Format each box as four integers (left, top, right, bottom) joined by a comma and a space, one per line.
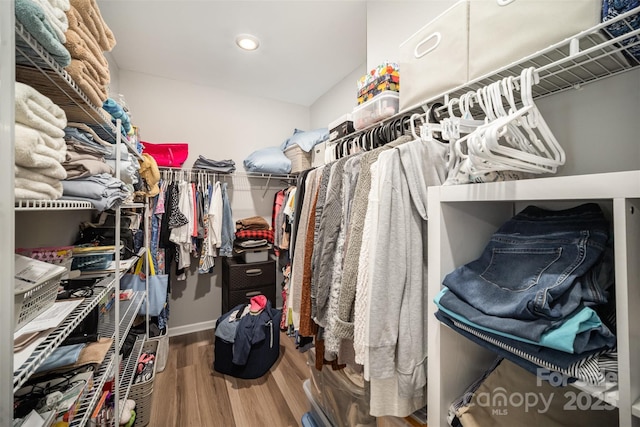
3, 1, 640, 426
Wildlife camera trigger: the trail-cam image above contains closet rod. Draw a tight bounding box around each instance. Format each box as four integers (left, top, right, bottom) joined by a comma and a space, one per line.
158, 167, 298, 182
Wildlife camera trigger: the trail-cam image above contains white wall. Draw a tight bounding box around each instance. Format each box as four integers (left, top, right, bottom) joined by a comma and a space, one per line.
119, 70, 309, 332
104, 51, 120, 99
310, 62, 366, 129
366, 1, 454, 71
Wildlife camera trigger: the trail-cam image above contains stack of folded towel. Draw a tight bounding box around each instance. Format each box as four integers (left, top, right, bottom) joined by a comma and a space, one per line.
15, 0, 71, 67
14, 82, 68, 200
63, 0, 116, 107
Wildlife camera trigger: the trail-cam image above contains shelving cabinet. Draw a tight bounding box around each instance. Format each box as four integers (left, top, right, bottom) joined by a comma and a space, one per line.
427, 171, 640, 427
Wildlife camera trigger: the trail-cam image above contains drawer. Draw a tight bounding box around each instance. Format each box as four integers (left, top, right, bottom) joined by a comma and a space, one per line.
222, 257, 276, 291
223, 284, 277, 314
468, 0, 601, 80
399, 0, 469, 111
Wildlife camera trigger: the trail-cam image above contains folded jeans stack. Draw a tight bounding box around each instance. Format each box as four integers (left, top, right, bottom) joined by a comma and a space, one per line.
435, 203, 617, 385
193, 155, 236, 174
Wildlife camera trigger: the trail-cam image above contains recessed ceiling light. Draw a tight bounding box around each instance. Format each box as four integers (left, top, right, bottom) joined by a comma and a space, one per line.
235, 34, 260, 51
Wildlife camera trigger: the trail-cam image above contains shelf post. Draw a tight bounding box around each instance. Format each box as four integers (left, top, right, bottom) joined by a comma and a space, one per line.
1, 0, 16, 423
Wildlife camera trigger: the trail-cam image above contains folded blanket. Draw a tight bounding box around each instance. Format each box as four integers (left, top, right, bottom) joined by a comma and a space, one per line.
15, 176, 64, 200
15, 123, 66, 153
66, 59, 108, 107
15, 123, 67, 163
15, 82, 67, 138
15, 0, 71, 67
64, 28, 109, 82
63, 150, 113, 178
31, 0, 67, 43
70, 0, 116, 51
62, 173, 130, 210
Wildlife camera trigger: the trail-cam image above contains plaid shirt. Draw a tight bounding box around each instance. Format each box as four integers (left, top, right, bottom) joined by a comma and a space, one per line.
235, 229, 274, 244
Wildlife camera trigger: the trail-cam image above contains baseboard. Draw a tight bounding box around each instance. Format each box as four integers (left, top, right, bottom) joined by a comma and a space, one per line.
168, 320, 216, 337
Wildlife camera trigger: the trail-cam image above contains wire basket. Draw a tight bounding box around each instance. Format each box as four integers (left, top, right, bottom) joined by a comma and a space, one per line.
14, 255, 66, 332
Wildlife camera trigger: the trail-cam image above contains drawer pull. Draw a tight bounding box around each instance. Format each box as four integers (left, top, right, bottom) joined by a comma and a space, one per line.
245, 269, 263, 276
245, 291, 262, 297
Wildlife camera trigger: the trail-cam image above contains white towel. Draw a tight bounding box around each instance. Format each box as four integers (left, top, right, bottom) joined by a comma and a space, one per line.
15, 180, 63, 200
15, 128, 68, 180
32, 0, 68, 43
15, 123, 66, 151
15, 82, 67, 138
15, 124, 67, 163
16, 164, 67, 182
49, 0, 70, 12
15, 168, 64, 200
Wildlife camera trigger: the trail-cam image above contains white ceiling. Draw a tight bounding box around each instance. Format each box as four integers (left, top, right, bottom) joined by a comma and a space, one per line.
98, 1, 368, 107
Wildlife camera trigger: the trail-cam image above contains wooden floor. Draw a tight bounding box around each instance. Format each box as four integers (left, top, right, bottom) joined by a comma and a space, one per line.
148, 329, 311, 427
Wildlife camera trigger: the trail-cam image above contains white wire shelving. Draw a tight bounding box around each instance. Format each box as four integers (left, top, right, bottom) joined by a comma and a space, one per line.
14, 21, 142, 161
13, 275, 115, 391
15, 200, 95, 211
69, 291, 146, 427
332, 6, 640, 145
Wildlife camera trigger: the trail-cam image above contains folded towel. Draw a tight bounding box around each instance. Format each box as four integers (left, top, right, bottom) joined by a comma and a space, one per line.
49, 0, 70, 11
16, 164, 67, 181
70, 0, 116, 51
64, 27, 109, 81
66, 59, 108, 107
15, 123, 67, 163
15, 123, 66, 153
102, 98, 131, 134
33, 0, 69, 43
15, 176, 64, 200
71, 337, 112, 367
15, 0, 71, 67
15, 82, 67, 138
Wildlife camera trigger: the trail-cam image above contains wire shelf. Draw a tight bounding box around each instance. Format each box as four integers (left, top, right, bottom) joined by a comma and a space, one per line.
13, 275, 115, 391
334, 6, 640, 144
15, 199, 95, 211
119, 336, 145, 403
67, 291, 145, 427
14, 21, 142, 160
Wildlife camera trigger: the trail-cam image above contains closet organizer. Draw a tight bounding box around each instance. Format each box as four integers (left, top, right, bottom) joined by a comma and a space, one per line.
2, 4, 151, 425
303, 6, 640, 427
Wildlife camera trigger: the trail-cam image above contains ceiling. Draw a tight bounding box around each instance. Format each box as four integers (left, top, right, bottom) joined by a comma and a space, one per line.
98, 1, 368, 107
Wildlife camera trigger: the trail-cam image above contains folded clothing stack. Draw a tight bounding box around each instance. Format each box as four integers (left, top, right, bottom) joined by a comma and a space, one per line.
14, 82, 69, 200
61, 172, 132, 211
193, 155, 236, 174
63, 0, 116, 107
15, 0, 71, 67
234, 216, 273, 253
435, 203, 617, 385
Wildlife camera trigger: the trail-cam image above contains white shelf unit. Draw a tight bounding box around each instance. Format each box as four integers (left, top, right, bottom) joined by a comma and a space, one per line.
427, 171, 640, 427
5, 3, 150, 423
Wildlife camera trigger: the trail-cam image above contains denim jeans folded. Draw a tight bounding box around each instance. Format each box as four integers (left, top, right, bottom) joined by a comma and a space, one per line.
436, 288, 616, 353
443, 204, 610, 321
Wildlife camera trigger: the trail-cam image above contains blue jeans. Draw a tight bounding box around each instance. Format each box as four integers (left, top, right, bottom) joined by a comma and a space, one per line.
220, 182, 234, 257
443, 203, 609, 322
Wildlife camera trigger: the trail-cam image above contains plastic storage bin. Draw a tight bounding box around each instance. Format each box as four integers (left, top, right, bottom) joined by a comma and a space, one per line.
284, 144, 312, 173
352, 92, 400, 131
14, 254, 66, 332
468, 0, 601, 81
129, 339, 158, 427
303, 379, 332, 427
399, 0, 469, 111
147, 326, 169, 373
